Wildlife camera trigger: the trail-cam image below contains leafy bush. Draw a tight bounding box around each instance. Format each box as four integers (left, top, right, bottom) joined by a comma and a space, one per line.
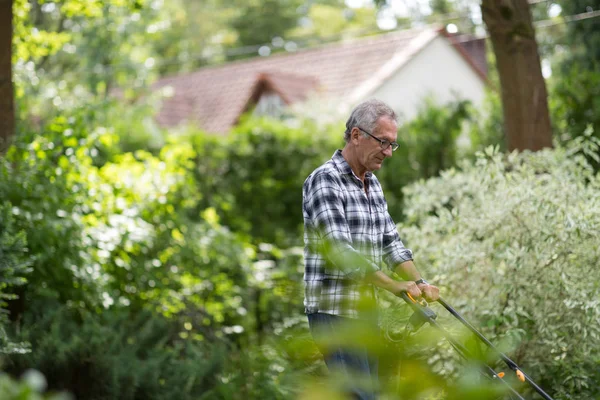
2, 109, 257, 326
1, 113, 310, 399
396, 137, 600, 399
377, 98, 474, 221
467, 91, 505, 153
0, 204, 32, 354
0, 370, 70, 400
185, 117, 338, 247
550, 66, 600, 170
5, 307, 228, 400
0, 117, 107, 316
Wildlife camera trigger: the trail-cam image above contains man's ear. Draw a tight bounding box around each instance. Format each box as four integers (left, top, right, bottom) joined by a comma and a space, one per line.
351, 127, 361, 144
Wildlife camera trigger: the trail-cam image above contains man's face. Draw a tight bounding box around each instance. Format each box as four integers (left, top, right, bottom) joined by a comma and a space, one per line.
356, 116, 397, 172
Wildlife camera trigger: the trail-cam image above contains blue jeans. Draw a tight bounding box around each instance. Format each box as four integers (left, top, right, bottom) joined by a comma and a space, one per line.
307, 313, 379, 400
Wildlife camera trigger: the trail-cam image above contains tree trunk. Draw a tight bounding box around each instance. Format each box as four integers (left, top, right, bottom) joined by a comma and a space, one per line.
0, 0, 14, 152
481, 0, 553, 152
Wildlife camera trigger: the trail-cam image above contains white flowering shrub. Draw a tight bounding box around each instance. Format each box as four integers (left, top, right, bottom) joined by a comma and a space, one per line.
397, 137, 600, 399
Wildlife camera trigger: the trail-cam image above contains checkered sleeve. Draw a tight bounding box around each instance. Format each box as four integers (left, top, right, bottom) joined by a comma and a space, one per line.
305, 171, 380, 280
381, 204, 413, 269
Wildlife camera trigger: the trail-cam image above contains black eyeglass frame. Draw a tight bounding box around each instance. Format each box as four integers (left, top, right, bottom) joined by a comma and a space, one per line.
356, 127, 400, 152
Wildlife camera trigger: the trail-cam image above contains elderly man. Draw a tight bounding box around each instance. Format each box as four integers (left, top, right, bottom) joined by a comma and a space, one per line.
302, 98, 440, 399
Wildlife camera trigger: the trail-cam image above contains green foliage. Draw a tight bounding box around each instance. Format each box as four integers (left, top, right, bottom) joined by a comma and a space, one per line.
186, 117, 338, 246
13, 0, 159, 121
404, 98, 471, 179
398, 139, 600, 399
46, 115, 253, 324
0, 370, 70, 400
4, 102, 597, 399
230, 0, 302, 47
287, 3, 379, 43
377, 98, 474, 221
293, 303, 515, 400
550, 0, 600, 168
550, 65, 600, 163
468, 91, 505, 153
555, 0, 600, 70
0, 204, 32, 355
210, 334, 310, 400
9, 91, 591, 398
0, 117, 102, 308
6, 0, 600, 398
146, 0, 238, 74
1, 108, 312, 399
6, 307, 228, 400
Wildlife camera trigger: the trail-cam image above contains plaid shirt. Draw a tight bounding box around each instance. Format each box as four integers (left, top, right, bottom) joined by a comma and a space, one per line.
303, 150, 413, 318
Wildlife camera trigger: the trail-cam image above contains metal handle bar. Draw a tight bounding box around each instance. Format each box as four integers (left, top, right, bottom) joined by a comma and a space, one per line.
437, 297, 555, 400
399, 293, 526, 399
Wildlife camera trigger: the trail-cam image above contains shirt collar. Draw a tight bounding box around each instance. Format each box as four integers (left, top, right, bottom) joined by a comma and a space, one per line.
331, 149, 373, 179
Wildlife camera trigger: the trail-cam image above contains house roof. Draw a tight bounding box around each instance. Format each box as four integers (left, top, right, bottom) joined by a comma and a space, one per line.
153, 26, 487, 134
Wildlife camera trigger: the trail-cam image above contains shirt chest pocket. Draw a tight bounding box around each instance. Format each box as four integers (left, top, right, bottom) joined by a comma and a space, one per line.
371, 198, 388, 234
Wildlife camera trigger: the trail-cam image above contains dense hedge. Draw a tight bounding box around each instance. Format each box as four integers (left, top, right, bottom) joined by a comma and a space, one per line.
395, 137, 600, 399
0, 108, 319, 399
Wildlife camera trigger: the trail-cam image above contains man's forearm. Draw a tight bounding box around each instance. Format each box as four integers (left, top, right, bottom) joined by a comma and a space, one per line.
365, 270, 400, 292
393, 260, 422, 281
365, 269, 423, 298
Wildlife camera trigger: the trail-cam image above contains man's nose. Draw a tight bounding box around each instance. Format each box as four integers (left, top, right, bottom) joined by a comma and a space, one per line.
383, 145, 393, 157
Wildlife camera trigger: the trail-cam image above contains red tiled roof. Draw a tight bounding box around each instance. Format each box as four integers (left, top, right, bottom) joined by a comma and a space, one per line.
153, 26, 486, 133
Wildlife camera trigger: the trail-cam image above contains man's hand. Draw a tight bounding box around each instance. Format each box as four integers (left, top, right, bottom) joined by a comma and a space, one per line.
418, 283, 440, 302
365, 271, 435, 301
390, 280, 422, 299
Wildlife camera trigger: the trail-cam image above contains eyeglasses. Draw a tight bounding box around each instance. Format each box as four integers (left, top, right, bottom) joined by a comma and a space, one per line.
357, 127, 400, 152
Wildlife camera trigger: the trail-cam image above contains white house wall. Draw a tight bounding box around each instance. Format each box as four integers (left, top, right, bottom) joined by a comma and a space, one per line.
370, 36, 487, 123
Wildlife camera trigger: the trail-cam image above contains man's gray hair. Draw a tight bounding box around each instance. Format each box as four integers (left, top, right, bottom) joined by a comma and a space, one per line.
344, 99, 397, 142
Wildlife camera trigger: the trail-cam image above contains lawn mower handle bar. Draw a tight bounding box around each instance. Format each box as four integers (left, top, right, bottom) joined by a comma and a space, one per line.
399, 292, 556, 400
399, 292, 526, 400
